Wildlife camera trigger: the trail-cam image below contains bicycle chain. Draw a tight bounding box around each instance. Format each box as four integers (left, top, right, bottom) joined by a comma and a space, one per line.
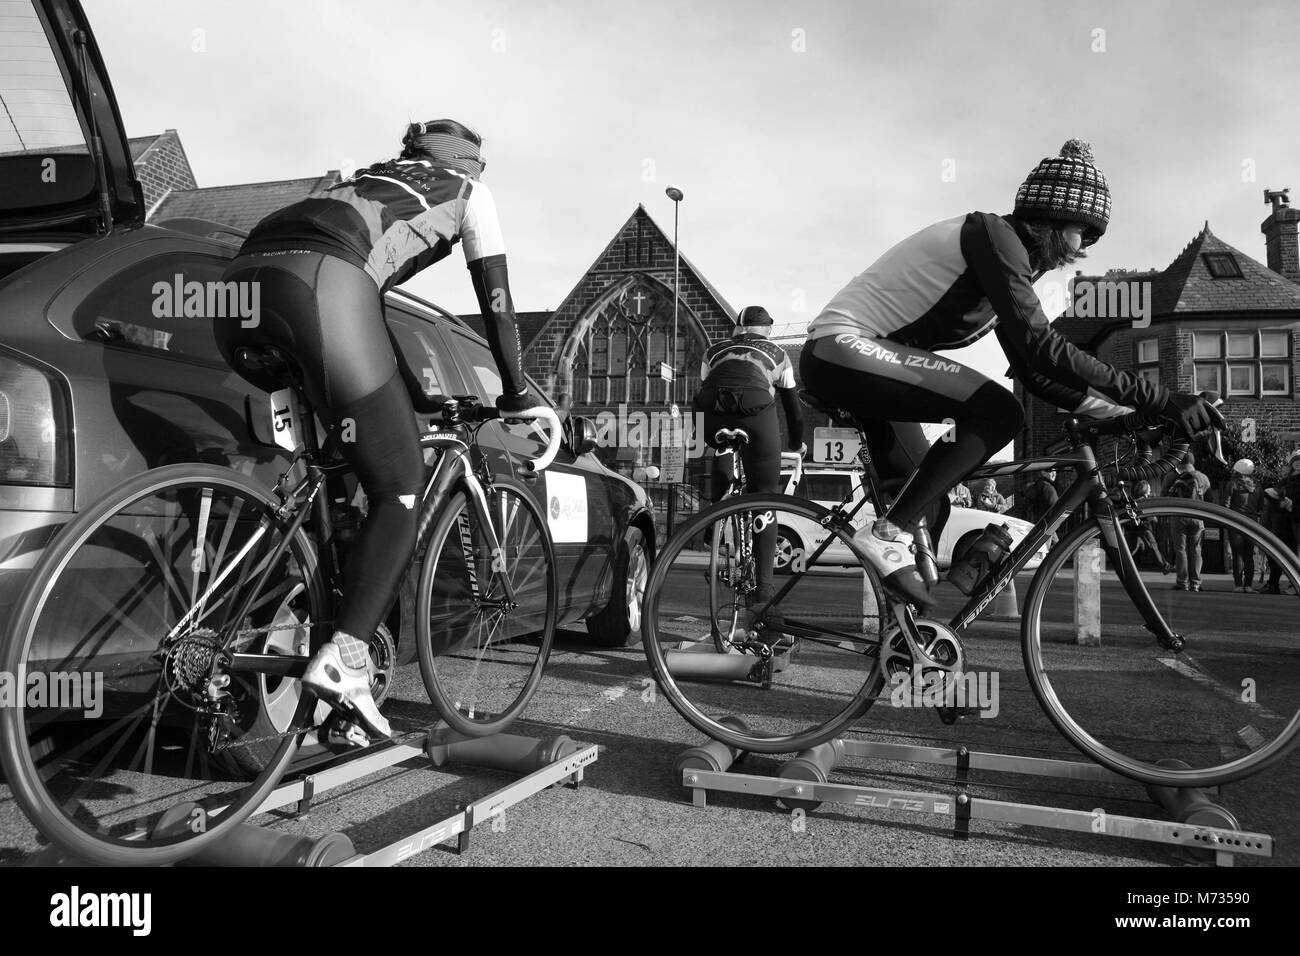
179, 619, 335, 753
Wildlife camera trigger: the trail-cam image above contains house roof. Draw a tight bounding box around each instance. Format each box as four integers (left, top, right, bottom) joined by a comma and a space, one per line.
1054, 223, 1300, 350
457, 312, 553, 352
128, 134, 161, 162
148, 172, 340, 234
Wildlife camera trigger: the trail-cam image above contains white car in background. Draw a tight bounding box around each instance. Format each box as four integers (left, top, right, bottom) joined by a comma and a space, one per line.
778, 465, 1047, 574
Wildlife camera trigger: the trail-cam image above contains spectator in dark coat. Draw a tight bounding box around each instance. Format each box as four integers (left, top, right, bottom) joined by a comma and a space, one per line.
1023, 468, 1059, 524
1225, 459, 1263, 592
1167, 452, 1210, 592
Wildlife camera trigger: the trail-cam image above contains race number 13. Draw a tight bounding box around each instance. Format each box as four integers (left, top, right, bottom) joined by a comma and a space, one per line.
813, 427, 860, 464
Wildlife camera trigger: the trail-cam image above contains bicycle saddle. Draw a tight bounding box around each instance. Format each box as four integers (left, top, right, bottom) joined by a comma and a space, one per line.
797, 389, 857, 426
714, 427, 750, 446
234, 345, 301, 390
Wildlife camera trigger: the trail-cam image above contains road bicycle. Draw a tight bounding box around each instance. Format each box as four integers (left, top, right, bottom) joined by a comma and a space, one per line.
642, 392, 1300, 788
706, 430, 803, 653
0, 344, 565, 866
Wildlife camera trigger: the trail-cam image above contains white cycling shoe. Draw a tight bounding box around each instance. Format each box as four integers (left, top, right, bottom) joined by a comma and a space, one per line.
858, 521, 935, 613
301, 642, 393, 743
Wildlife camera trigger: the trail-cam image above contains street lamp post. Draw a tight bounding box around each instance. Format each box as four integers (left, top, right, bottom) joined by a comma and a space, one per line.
665, 186, 684, 405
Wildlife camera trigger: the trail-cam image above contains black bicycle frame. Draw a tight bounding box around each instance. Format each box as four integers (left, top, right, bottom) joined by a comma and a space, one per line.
224, 418, 504, 680
946, 432, 1178, 647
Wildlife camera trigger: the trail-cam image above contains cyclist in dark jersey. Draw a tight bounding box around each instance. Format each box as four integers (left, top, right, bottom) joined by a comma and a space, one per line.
801, 140, 1223, 610
216, 119, 531, 743
694, 305, 805, 605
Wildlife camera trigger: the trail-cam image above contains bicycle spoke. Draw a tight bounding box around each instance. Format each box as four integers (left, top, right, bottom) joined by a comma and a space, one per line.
1026, 501, 1300, 784
644, 494, 887, 753
4, 467, 323, 863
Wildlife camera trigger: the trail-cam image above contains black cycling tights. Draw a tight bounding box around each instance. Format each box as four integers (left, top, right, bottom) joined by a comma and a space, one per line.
800, 334, 1023, 533
218, 250, 425, 642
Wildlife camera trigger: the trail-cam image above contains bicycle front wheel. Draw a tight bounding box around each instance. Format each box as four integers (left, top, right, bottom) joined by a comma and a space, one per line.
1023, 497, 1300, 787
416, 475, 557, 736
0, 464, 324, 866
643, 493, 888, 754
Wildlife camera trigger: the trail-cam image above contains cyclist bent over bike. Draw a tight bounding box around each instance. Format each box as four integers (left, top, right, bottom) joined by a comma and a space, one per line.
216, 119, 531, 742
801, 139, 1223, 610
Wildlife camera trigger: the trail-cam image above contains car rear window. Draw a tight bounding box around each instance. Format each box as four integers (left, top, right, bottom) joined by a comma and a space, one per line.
70, 254, 233, 364
0, 0, 98, 214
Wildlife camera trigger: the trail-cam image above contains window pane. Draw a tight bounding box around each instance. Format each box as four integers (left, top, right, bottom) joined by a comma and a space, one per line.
1203, 253, 1243, 278
647, 330, 666, 365
590, 334, 607, 374
1194, 364, 1221, 393
71, 256, 234, 363
1226, 332, 1254, 358
1137, 367, 1159, 387
0, 2, 98, 213
609, 329, 628, 375
386, 311, 453, 398
1192, 333, 1221, 359
1227, 364, 1254, 395
1137, 339, 1159, 363
1261, 363, 1290, 394
1261, 331, 1289, 358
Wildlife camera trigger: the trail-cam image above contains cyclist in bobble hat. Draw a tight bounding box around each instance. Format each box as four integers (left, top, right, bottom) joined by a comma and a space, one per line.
216, 119, 532, 744
801, 140, 1223, 611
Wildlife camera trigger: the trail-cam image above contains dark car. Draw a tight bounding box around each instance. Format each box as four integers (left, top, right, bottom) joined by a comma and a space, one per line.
0, 0, 654, 717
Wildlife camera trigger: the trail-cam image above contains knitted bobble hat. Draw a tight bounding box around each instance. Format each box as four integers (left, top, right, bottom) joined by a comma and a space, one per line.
1014, 139, 1111, 243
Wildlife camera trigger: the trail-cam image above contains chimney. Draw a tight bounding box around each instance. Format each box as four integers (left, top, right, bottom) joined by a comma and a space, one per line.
1261, 187, 1300, 282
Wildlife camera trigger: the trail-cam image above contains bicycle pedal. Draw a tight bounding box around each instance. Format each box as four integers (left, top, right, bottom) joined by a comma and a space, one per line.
324, 717, 370, 750
937, 706, 980, 725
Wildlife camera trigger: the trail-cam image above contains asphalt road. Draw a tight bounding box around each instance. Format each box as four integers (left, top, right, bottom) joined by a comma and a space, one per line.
1, 571, 1296, 868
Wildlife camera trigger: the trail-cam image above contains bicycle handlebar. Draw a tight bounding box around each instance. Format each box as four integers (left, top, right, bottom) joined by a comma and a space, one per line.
1079, 393, 1226, 484
511, 406, 565, 473
460, 399, 566, 473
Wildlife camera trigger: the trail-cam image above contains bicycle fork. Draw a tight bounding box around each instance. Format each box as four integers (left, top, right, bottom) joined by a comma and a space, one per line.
1092, 496, 1184, 652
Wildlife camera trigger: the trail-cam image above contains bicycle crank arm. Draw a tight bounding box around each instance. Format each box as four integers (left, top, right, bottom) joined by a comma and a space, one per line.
226, 653, 310, 678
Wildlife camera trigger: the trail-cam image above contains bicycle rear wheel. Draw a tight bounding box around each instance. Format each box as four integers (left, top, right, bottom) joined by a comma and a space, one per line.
708, 508, 751, 652
1023, 497, 1300, 787
643, 494, 888, 754
0, 464, 324, 865
417, 475, 557, 736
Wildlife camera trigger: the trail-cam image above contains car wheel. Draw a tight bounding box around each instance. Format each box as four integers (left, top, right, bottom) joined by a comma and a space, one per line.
774, 526, 803, 575
588, 527, 650, 647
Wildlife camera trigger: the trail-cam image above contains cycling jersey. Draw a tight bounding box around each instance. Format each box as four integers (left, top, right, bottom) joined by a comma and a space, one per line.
699, 333, 797, 396
807, 211, 1168, 418
240, 159, 505, 295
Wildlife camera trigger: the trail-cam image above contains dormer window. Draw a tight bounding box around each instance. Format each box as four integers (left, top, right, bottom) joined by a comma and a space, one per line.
1202, 253, 1243, 278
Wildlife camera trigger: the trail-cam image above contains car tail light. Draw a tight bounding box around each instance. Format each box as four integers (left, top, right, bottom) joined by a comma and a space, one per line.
0, 351, 71, 487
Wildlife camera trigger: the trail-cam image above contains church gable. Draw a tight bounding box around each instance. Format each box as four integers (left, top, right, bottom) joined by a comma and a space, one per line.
525, 205, 737, 394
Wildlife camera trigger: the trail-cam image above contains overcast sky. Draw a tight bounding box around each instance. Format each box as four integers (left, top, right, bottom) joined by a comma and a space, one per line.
87, 0, 1300, 389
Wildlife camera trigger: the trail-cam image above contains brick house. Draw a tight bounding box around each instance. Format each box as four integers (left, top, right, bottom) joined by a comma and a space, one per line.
129, 128, 338, 235
1017, 192, 1300, 498
128, 130, 197, 215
